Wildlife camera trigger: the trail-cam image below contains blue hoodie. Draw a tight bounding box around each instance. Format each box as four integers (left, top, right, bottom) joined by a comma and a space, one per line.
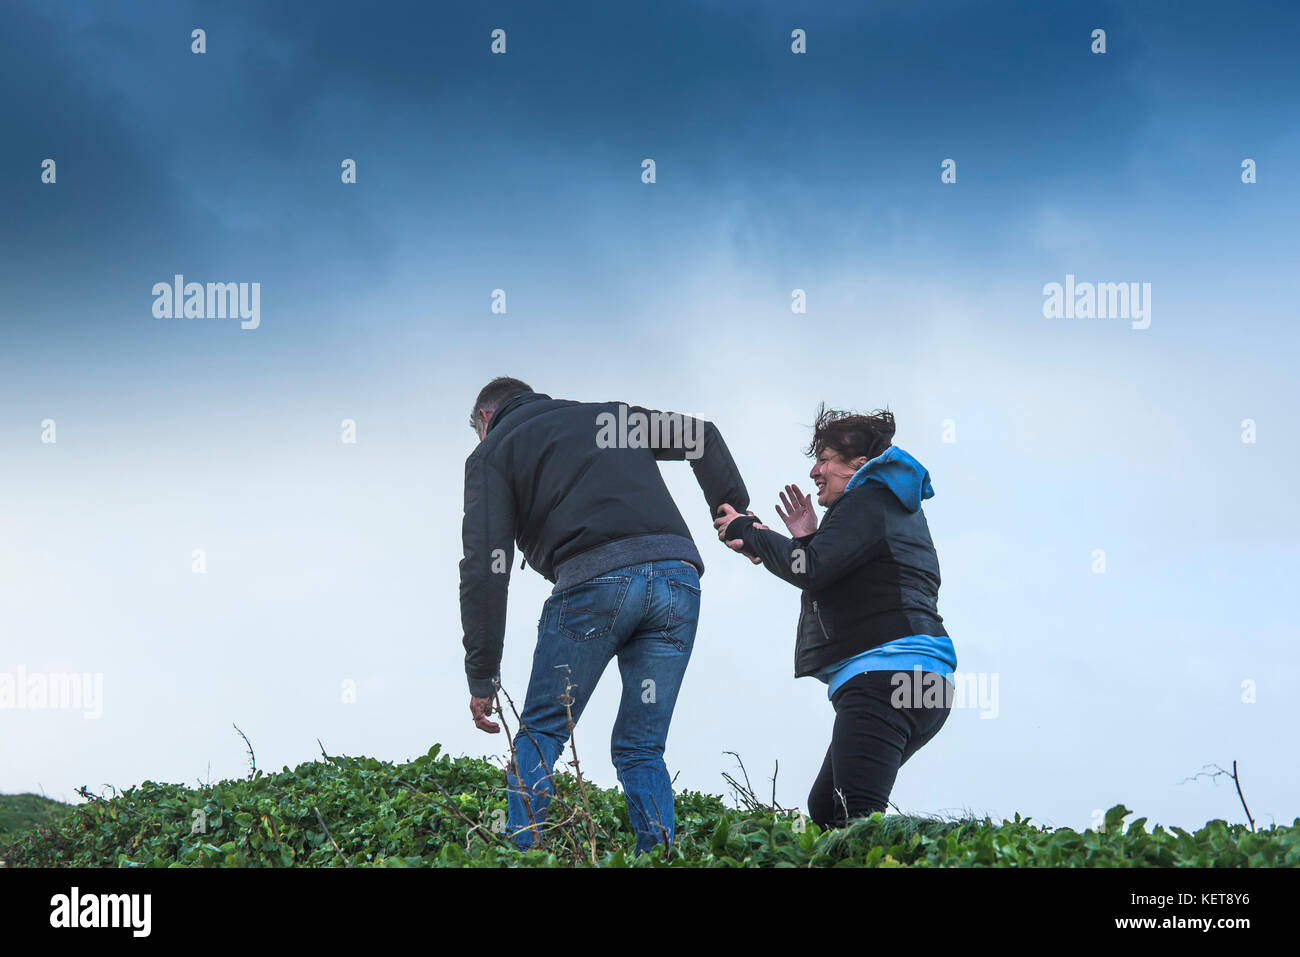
815, 447, 957, 699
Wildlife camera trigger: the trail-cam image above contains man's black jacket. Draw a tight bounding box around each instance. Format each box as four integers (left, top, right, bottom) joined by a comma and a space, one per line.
459, 391, 749, 696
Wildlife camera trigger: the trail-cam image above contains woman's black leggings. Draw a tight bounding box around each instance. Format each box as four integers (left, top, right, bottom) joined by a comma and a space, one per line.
807, 670, 952, 828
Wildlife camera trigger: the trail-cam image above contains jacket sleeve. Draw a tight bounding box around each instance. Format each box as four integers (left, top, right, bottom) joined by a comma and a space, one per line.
459, 453, 516, 697
626, 405, 750, 520
727, 492, 883, 590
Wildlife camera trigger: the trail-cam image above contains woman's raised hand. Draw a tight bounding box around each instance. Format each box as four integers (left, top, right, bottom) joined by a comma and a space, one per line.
774, 485, 818, 537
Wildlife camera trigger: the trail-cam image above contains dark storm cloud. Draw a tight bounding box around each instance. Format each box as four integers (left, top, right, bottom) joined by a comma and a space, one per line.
0, 0, 394, 343
2, 0, 1296, 350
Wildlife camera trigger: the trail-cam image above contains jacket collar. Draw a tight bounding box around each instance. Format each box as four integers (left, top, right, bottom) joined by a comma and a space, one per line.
486, 391, 549, 435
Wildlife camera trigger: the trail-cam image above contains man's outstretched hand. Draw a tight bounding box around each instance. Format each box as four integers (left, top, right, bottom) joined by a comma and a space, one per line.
714, 504, 765, 564
470, 695, 500, 733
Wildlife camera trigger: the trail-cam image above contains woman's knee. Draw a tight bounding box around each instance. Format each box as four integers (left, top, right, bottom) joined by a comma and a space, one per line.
807, 792, 836, 829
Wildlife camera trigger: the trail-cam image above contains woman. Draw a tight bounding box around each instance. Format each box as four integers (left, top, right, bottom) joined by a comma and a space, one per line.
714, 405, 955, 828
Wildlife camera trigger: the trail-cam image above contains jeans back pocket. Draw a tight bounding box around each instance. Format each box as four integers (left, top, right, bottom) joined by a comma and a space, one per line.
558, 576, 632, 641
661, 575, 701, 649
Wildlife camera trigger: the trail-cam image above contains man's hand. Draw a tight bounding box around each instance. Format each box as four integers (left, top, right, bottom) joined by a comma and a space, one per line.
713, 504, 764, 564
470, 695, 500, 733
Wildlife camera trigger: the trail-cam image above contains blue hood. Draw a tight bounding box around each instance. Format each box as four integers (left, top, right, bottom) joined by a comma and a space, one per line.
843, 446, 934, 512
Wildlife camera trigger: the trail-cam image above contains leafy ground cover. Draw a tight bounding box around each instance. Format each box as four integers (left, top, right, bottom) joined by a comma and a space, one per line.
0, 793, 73, 847
3, 745, 1295, 867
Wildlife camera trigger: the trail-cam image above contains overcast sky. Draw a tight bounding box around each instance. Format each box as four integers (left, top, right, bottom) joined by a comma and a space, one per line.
2, 0, 1297, 834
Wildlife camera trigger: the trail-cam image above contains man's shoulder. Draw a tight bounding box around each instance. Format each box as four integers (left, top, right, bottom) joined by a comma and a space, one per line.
496, 397, 621, 439
471, 397, 589, 463
533, 397, 618, 414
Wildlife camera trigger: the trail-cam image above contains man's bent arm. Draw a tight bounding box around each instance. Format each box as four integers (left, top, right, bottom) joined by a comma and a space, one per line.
629, 406, 750, 519
459, 454, 516, 696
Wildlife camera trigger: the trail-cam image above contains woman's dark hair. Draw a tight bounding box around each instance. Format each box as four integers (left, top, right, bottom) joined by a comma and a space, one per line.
804, 403, 895, 463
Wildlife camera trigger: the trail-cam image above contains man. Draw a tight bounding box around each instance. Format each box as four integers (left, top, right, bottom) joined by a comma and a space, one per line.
459, 377, 749, 854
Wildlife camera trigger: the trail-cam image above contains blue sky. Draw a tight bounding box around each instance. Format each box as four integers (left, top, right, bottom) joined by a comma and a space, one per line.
2, 0, 1297, 833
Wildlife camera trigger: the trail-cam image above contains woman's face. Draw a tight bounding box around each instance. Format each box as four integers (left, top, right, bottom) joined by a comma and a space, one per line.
809, 446, 868, 507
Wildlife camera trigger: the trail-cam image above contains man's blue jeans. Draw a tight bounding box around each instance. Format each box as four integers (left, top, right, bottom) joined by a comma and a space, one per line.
506, 559, 700, 855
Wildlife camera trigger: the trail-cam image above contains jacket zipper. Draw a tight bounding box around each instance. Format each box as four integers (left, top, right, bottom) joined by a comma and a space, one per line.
813, 600, 831, 642
797, 599, 834, 674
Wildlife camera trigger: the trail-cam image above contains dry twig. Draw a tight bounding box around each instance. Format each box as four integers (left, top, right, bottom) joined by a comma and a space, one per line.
312, 805, 353, 867
232, 723, 256, 778
559, 666, 600, 865
1180, 760, 1256, 832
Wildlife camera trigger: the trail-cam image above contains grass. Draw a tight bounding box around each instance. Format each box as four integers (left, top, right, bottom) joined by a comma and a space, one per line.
0, 792, 74, 849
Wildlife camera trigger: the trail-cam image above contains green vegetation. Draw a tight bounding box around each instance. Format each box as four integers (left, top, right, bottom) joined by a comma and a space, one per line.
3, 745, 1296, 867
0, 792, 73, 848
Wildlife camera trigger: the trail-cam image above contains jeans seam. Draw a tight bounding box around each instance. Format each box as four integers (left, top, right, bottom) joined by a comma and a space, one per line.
653, 575, 677, 646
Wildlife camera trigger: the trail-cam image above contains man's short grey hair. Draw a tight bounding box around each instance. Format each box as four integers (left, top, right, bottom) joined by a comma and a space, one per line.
470, 377, 532, 432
